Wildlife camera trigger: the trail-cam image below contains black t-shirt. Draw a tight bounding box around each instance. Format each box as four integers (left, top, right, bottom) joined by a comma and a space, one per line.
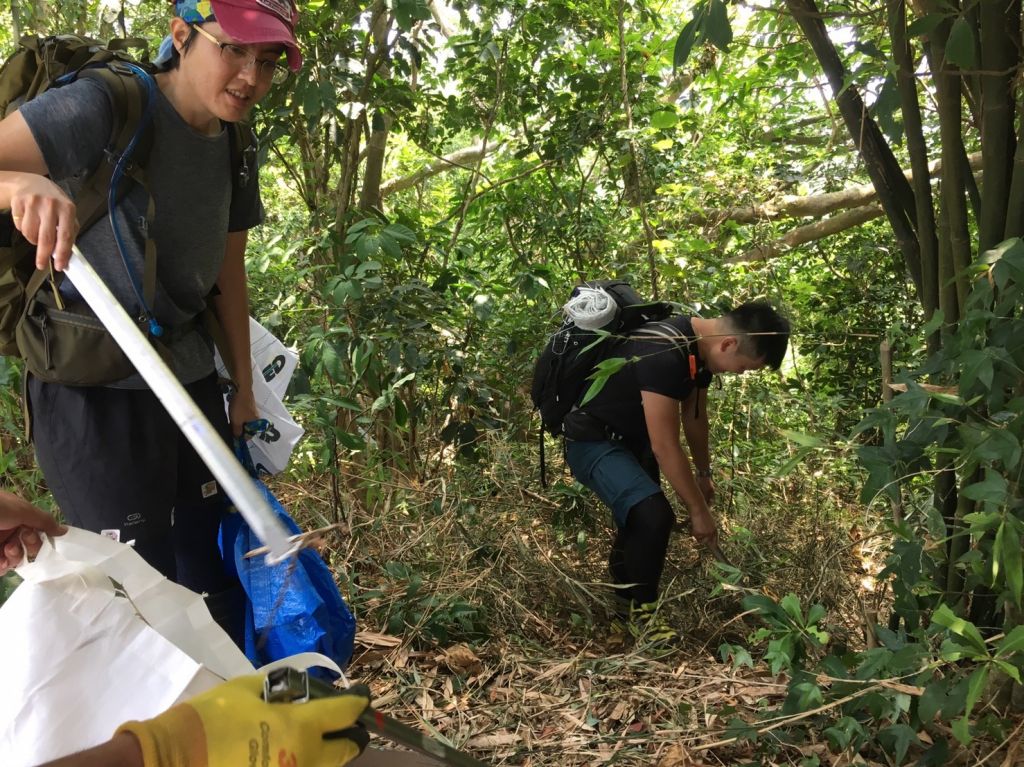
565, 316, 709, 451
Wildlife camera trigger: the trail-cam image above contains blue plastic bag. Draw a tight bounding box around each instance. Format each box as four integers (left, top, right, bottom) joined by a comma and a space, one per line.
220, 473, 356, 672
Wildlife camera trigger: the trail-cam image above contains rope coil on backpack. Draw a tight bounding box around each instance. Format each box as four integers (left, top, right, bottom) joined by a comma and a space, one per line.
562, 286, 619, 331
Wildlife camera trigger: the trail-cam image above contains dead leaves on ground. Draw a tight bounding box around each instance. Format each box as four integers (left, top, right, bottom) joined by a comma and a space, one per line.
347, 636, 794, 765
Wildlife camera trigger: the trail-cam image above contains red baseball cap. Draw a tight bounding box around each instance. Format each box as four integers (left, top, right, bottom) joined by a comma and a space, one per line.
209, 0, 302, 71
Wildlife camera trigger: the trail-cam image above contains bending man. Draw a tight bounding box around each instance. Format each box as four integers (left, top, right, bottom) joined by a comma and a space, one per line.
562, 301, 789, 608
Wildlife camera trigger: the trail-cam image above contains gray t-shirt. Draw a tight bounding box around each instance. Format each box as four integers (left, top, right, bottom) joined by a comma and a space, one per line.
19, 75, 264, 387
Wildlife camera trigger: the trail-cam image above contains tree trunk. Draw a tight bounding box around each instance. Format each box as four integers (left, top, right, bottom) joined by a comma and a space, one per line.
359, 110, 392, 211
11, 0, 21, 40
889, 0, 939, 349
786, 0, 923, 299
977, 0, 1020, 253
924, 3, 972, 317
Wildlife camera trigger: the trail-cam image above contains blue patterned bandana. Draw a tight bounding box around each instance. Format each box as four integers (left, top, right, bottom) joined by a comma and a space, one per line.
173, 0, 216, 23
153, 1, 215, 66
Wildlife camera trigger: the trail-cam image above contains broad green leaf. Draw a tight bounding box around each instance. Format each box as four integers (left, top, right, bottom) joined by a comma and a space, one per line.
781, 429, 824, 447
907, 13, 946, 38
997, 519, 1023, 606
920, 308, 945, 338
952, 715, 971, 745
962, 510, 1002, 533
650, 109, 679, 130
780, 593, 803, 623
391, 372, 416, 389
775, 446, 813, 477
347, 218, 376, 235
960, 473, 1008, 503
959, 349, 995, 394
579, 357, 629, 406
335, 430, 365, 451
945, 17, 976, 70
918, 678, 946, 722
992, 659, 1021, 683
880, 723, 919, 764
931, 604, 988, 657
322, 342, 345, 381
964, 665, 989, 716
370, 392, 392, 414
995, 625, 1024, 657
806, 604, 826, 626
949, 665, 989, 747
393, 396, 409, 428
705, 0, 733, 51
673, 12, 703, 70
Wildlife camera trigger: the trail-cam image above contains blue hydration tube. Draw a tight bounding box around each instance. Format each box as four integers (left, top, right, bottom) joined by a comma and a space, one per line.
106, 62, 164, 338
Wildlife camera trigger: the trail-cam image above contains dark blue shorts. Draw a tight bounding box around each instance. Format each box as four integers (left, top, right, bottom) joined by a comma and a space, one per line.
27, 372, 234, 592
564, 439, 662, 528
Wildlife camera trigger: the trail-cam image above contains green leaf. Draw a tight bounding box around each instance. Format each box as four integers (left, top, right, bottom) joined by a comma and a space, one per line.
673, 10, 704, 70
964, 665, 989, 718
705, 0, 733, 51
347, 218, 376, 235
931, 604, 988, 657
880, 723, 919, 764
945, 16, 976, 69
579, 357, 629, 406
918, 678, 946, 723
907, 13, 946, 38
781, 429, 824, 447
952, 714, 971, 745
959, 349, 995, 394
997, 519, 1023, 606
806, 603, 826, 626
780, 593, 803, 623
775, 446, 813, 477
995, 625, 1024, 657
650, 109, 679, 130
393, 396, 409, 428
960, 473, 1008, 504
920, 308, 945, 338
949, 665, 990, 744
322, 342, 346, 381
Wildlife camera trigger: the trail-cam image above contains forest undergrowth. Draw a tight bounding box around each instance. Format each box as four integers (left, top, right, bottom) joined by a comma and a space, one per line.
275, 431, 893, 766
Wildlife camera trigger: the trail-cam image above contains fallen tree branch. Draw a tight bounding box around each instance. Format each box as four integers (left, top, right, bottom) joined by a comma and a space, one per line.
692, 150, 982, 227
380, 142, 500, 197
728, 204, 883, 263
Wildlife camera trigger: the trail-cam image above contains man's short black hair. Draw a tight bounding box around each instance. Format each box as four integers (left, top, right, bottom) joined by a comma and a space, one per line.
725, 301, 790, 370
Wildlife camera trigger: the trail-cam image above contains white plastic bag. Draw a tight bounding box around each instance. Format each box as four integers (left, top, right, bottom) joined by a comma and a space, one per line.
0, 528, 436, 767
0, 528, 253, 766
215, 316, 304, 475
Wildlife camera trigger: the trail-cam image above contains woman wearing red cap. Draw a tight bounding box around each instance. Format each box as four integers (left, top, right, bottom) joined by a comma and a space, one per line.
0, 0, 302, 641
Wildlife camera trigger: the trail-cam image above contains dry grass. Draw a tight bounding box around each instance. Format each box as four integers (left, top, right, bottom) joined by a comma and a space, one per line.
264, 433, 907, 766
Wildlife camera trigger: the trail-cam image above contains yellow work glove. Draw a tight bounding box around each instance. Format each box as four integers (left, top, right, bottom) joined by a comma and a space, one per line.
116, 675, 370, 767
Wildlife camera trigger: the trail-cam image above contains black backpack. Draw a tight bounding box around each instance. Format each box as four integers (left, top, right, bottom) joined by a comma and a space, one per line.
530, 279, 672, 484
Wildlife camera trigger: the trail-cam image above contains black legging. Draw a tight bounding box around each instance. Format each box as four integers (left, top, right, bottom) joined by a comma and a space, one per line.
609, 491, 676, 606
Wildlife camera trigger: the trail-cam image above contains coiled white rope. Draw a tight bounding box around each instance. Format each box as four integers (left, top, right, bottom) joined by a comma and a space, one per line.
563, 286, 619, 330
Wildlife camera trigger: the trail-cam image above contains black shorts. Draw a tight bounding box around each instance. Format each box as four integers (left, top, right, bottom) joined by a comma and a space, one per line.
27, 373, 234, 591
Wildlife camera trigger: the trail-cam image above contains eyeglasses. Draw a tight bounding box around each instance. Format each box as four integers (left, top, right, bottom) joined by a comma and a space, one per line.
191, 24, 289, 85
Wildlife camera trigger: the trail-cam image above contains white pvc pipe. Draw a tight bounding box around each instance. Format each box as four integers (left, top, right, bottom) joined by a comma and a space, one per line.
64, 245, 295, 563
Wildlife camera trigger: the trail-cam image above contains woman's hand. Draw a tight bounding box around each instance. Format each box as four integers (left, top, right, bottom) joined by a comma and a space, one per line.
227, 386, 260, 438
8, 173, 79, 271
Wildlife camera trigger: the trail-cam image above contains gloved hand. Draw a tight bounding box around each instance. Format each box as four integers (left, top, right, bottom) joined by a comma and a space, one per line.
116, 675, 370, 767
